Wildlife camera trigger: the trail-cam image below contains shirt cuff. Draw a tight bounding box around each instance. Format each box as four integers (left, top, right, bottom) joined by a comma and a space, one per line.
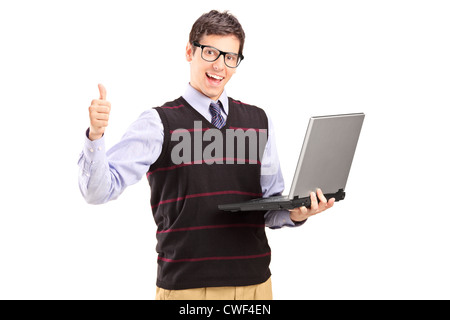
265, 210, 307, 229
83, 128, 107, 165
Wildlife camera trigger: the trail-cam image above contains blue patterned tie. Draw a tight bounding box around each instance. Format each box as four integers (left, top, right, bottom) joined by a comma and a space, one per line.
209, 101, 226, 129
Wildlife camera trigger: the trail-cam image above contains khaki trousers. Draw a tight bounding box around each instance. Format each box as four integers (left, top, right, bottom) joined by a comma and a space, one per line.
155, 277, 272, 300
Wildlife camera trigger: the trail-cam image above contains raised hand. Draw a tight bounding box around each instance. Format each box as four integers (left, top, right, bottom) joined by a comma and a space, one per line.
88, 84, 111, 141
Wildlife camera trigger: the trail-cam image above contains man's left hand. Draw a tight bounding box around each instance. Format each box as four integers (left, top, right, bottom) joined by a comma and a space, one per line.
289, 188, 335, 223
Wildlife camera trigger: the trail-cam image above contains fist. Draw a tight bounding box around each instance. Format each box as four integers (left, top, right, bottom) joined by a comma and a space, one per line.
88, 84, 111, 141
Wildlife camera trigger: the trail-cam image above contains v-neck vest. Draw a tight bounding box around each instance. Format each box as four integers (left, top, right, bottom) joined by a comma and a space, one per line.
147, 96, 271, 290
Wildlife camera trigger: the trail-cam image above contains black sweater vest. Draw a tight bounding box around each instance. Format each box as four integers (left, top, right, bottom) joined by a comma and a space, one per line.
147, 96, 271, 290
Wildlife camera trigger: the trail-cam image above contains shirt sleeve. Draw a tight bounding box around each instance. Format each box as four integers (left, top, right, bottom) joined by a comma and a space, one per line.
261, 114, 306, 229
78, 108, 164, 204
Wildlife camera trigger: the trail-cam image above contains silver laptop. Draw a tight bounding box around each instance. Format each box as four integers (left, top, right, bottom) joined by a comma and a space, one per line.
218, 113, 365, 212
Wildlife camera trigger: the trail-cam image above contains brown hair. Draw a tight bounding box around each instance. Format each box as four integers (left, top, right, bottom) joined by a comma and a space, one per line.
189, 10, 246, 55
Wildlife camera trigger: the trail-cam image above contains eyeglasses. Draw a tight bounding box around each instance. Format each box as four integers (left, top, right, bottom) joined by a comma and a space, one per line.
193, 41, 244, 68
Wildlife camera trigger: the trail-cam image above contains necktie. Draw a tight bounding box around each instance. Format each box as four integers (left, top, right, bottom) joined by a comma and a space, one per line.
209, 101, 226, 129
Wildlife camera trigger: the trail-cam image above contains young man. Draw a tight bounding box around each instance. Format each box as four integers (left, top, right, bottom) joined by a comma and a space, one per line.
79, 10, 334, 300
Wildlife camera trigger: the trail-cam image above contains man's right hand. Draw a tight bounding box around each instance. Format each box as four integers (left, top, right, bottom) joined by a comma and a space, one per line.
88, 83, 111, 141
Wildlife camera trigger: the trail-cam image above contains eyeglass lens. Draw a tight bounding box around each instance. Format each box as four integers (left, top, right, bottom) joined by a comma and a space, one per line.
201, 46, 240, 68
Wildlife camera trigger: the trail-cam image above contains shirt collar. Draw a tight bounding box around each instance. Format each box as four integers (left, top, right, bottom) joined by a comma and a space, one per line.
183, 84, 229, 120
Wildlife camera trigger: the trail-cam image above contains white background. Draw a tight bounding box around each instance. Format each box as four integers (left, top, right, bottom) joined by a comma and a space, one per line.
1, 0, 449, 299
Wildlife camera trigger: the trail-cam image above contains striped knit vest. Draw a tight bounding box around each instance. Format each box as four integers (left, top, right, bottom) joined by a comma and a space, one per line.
147, 96, 271, 290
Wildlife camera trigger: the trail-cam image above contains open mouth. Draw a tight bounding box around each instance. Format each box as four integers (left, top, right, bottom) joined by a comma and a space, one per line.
206, 72, 224, 82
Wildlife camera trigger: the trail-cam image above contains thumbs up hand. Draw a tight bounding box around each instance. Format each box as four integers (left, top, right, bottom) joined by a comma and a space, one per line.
88, 84, 111, 141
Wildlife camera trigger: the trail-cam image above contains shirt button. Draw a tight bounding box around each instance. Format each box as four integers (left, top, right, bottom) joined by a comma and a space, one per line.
89, 148, 94, 153
97, 146, 102, 151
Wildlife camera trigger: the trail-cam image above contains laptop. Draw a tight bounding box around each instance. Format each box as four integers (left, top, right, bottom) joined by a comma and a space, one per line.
218, 113, 365, 212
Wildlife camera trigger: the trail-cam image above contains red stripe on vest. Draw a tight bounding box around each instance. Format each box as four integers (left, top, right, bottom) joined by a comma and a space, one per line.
151, 190, 262, 209
157, 223, 265, 234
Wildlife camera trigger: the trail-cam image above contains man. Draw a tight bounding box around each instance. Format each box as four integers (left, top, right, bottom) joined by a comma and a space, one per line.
78, 10, 334, 300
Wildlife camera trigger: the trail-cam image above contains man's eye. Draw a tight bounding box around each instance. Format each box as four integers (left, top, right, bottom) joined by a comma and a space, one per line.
205, 49, 217, 56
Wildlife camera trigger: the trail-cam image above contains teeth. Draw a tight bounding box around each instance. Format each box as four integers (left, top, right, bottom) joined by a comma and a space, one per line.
207, 73, 224, 80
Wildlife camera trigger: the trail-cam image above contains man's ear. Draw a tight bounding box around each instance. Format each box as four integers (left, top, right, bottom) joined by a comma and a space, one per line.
186, 42, 193, 62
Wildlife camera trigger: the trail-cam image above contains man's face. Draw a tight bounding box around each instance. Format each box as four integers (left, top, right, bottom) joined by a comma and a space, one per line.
186, 34, 240, 101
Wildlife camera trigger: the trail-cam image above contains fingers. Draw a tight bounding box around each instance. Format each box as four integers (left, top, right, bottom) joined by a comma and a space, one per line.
91, 99, 111, 108
89, 105, 109, 120
90, 110, 109, 121
328, 197, 335, 208
92, 84, 110, 107
288, 206, 308, 223
316, 188, 327, 204
88, 84, 111, 140
290, 189, 335, 222
299, 206, 308, 215
89, 105, 110, 113
310, 191, 319, 211
98, 83, 107, 100
309, 189, 332, 214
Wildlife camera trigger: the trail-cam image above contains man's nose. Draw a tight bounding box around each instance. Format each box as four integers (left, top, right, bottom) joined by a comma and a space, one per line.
212, 54, 226, 71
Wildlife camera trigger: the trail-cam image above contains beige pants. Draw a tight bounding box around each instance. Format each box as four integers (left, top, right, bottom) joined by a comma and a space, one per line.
155, 277, 273, 300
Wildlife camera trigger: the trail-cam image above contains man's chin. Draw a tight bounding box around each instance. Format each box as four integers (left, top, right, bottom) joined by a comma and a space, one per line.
202, 88, 223, 101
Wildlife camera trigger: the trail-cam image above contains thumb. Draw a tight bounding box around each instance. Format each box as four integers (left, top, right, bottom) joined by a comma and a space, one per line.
98, 83, 107, 100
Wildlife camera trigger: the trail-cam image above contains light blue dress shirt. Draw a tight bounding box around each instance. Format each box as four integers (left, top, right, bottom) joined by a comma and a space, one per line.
78, 84, 301, 228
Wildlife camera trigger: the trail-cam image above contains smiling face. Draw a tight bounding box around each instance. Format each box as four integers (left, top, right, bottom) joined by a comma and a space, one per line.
186, 34, 240, 101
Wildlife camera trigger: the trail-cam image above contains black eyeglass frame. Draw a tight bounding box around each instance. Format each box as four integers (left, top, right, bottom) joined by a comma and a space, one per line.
192, 41, 244, 68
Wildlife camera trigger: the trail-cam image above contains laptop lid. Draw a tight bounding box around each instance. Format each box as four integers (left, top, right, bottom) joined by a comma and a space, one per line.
288, 113, 365, 199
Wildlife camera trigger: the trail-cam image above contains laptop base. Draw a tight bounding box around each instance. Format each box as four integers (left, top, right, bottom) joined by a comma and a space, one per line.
219, 189, 345, 212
